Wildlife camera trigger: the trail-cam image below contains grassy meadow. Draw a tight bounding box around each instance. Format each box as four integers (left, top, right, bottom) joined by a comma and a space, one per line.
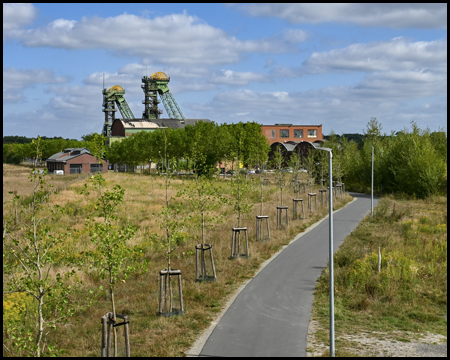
3, 164, 352, 357
307, 195, 447, 356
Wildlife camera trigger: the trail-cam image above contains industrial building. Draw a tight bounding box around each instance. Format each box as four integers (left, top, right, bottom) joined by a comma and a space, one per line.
102, 72, 210, 146
261, 124, 323, 145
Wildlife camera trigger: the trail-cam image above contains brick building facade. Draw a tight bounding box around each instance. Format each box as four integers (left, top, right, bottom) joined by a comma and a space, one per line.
261, 124, 323, 145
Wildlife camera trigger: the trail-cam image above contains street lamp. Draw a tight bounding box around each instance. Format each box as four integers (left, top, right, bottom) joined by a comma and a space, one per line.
315, 146, 335, 357
371, 146, 374, 217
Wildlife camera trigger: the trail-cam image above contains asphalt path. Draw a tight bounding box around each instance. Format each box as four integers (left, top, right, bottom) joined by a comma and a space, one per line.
194, 192, 378, 357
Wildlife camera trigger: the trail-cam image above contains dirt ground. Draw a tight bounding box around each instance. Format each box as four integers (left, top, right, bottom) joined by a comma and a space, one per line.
306, 318, 447, 357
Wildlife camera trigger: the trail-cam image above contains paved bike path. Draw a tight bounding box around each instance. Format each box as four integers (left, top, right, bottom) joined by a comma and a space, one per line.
192, 192, 378, 357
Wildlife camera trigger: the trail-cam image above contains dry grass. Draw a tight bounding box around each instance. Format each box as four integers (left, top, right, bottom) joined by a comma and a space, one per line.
3, 165, 352, 357
307, 195, 447, 357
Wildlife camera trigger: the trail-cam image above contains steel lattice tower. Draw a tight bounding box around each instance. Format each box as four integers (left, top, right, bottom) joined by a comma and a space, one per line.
102, 85, 135, 137
141, 72, 185, 120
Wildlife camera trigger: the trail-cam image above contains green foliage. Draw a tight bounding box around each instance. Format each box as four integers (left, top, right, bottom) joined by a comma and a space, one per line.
3, 136, 81, 357
177, 174, 226, 245
3, 135, 97, 163
312, 196, 447, 350
3, 143, 23, 164
82, 172, 145, 356
83, 174, 144, 285
343, 120, 447, 199
385, 123, 446, 198
3, 135, 34, 144
271, 144, 291, 205
104, 121, 270, 179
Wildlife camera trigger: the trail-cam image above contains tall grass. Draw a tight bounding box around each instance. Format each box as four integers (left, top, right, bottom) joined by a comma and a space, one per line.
3, 165, 352, 357
309, 195, 447, 356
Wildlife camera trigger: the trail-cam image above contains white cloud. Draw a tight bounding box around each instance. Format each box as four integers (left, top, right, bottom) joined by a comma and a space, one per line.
8, 12, 294, 66
354, 69, 446, 101
211, 69, 271, 86
282, 29, 308, 43
186, 78, 447, 135
3, 67, 71, 103
304, 38, 447, 74
3, 84, 103, 138
3, 3, 38, 36
236, 4, 447, 29
3, 90, 25, 104
3, 68, 70, 90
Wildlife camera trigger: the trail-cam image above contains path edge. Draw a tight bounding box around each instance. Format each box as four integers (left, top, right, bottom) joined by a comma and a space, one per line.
185, 196, 358, 357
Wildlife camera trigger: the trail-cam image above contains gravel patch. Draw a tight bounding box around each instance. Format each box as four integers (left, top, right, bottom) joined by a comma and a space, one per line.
306, 319, 447, 357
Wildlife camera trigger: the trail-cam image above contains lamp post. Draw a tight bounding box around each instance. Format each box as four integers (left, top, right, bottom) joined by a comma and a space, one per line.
316, 147, 334, 357
371, 146, 374, 217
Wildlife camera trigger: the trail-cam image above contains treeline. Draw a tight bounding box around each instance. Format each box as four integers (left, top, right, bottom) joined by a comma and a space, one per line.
3, 121, 446, 199
325, 121, 447, 199
323, 133, 365, 146
3, 133, 100, 165
106, 121, 271, 175
3, 135, 80, 144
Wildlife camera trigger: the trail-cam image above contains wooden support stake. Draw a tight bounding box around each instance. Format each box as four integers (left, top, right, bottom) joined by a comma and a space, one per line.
276, 206, 289, 229
292, 199, 304, 220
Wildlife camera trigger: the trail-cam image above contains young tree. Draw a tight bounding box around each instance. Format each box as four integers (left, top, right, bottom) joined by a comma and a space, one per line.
178, 170, 224, 281
271, 144, 289, 206
363, 117, 383, 141
154, 129, 189, 314
228, 123, 254, 227
83, 133, 144, 356
287, 148, 306, 196
302, 147, 318, 192
3, 136, 80, 357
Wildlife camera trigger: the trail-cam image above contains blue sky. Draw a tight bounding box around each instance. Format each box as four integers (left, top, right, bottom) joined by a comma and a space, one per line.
3, 3, 447, 140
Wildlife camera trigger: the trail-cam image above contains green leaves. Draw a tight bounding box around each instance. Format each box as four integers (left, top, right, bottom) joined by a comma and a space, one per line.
3, 135, 82, 357
344, 120, 447, 198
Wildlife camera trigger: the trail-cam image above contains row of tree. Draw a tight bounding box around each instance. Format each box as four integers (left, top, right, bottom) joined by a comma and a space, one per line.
3, 135, 81, 144
344, 120, 447, 199
106, 121, 271, 176
3, 120, 446, 199
3, 134, 103, 165
269, 119, 447, 200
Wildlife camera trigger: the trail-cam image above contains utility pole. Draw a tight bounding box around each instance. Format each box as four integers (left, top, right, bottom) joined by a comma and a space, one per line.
316, 147, 334, 356
371, 146, 374, 217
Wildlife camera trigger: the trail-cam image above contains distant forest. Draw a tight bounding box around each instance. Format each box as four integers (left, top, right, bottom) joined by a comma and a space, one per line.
3, 135, 79, 144
4, 133, 365, 145
323, 133, 365, 145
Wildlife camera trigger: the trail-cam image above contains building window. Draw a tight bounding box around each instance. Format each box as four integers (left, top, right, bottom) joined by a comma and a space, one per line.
70, 164, 82, 174
280, 129, 289, 138
294, 129, 303, 138
271, 129, 276, 138
308, 129, 317, 138
90, 164, 103, 173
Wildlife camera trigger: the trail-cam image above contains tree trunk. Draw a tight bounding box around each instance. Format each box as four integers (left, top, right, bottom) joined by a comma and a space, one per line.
36, 292, 44, 357
110, 283, 118, 356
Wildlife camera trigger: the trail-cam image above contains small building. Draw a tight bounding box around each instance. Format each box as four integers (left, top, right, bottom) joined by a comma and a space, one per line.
46, 148, 108, 175
261, 124, 323, 145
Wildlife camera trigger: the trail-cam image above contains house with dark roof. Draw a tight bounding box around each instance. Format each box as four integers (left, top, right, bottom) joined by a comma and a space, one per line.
46, 148, 108, 175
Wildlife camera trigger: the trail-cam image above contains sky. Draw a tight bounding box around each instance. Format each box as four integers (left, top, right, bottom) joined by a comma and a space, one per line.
3, 3, 447, 140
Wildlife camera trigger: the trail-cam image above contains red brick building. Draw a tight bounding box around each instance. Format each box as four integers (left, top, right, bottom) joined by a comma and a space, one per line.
261, 124, 323, 145
46, 148, 108, 175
